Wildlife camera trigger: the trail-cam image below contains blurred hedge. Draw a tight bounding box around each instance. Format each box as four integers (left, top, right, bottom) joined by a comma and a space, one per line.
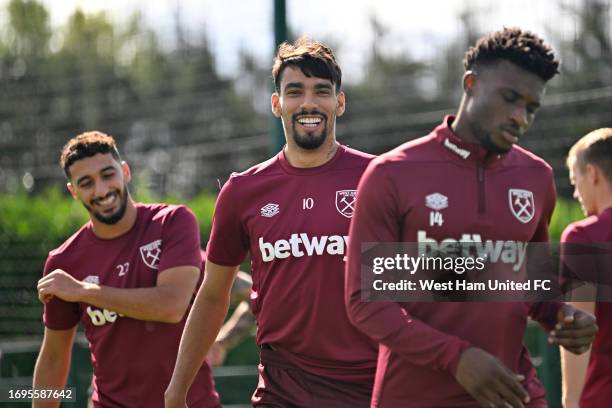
0, 187, 216, 249
549, 198, 584, 241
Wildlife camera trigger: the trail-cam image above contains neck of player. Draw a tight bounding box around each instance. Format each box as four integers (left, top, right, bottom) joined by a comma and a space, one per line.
596, 189, 612, 215
284, 137, 339, 168
451, 106, 479, 145
91, 198, 138, 239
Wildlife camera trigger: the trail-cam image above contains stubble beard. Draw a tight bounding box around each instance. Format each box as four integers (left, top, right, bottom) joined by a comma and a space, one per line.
472, 124, 511, 155
83, 185, 130, 225
290, 111, 330, 150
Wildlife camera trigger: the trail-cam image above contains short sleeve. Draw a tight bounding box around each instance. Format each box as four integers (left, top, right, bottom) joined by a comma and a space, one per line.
206, 176, 249, 266
42, 255, 80, 330
157, 206, 203, 272
560, 223, 599, 287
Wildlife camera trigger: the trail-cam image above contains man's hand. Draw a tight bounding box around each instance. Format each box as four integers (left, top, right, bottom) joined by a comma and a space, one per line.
206, 341, 228, 367
37, 270, 89, 303
549, 304, 597, 354
164, 387, 187, 408
454, 347, 530, 408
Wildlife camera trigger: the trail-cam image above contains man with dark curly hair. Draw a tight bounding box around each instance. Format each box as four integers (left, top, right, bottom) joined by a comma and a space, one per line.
346, 27, 597, 407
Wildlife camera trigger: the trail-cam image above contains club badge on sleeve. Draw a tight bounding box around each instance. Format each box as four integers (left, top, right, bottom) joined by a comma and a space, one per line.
139, 239, 162, 269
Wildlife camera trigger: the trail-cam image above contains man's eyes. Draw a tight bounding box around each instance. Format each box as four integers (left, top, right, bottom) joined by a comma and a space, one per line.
502, 92, 518, 103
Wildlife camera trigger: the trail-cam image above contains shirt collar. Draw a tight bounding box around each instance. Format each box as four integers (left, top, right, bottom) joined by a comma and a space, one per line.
434, 115, 505, 164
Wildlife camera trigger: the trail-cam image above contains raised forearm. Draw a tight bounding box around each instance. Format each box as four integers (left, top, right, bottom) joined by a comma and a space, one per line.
217, 301, 256, 350
39, 267, 198, 323
229, 271, 252, 306
561, 347, 589, 408
80, 284, 187, 323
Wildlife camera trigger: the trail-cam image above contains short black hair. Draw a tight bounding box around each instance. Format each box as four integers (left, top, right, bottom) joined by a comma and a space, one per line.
61, 131, 121, 178
464, 27, 560, 81
272, 36, 342, 92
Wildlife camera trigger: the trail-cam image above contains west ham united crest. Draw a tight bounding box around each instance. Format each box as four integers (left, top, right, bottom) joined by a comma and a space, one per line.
508, 189, 535, 223
335, 190, 357, 218
139, 239, 162, 269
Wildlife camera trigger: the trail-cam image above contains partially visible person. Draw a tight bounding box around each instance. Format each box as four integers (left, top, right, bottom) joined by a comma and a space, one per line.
208, 272, 256, 367
346, 27, 597, 408
33, 131, 221, 408
561, 128, 612, 408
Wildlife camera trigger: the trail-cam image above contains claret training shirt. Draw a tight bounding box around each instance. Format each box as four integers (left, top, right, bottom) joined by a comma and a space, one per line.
43, 204, 219, 408
206, 144, 378, 384
561, 207, 612, 408
346, 116, 562, 407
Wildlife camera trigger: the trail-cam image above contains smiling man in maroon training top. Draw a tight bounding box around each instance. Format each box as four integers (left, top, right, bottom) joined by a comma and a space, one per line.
33, 132, 220, 408
346, 28, 597, 408
166, 37, 378, 408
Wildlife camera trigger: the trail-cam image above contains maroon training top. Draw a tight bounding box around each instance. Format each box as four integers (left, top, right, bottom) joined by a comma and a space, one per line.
561, 207, 612, 408
346, 116, 562, 407
206, 144, 378, 384
43, 204, 219, 408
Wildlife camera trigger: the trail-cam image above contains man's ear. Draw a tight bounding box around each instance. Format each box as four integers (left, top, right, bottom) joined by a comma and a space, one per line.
463, 71, 477, 95
67, 182, 77, 200
122, 161, 131, 183
336, 91, 346, 117
586, 163, 602, 186
271, 93, 282, 118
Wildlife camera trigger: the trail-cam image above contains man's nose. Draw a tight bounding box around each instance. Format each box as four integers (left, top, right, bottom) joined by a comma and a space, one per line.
510, 105, 529, 130
299, 92, 318, 111
94, 180, 110, 199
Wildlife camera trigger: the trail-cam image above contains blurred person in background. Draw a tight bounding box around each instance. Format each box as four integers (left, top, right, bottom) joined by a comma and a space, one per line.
166, 37, 378, 408
346, 27, 597, 408
207, 271, 256, 367
561, 128, 612, 408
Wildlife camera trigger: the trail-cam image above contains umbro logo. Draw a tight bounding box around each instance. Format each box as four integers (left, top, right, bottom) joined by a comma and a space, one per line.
426, 193, 447, 227
425, 193, 448, 210
261, 203, 280, 218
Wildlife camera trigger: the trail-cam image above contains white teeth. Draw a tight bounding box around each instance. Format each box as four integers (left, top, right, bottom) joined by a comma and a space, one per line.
298, 117, 322, 125
97, 194, 116, 206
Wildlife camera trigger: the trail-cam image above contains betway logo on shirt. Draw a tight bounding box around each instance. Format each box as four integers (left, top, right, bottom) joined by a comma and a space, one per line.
87, 306, 121, 326
417, 230, 528, 271
259, 234, 349, 262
